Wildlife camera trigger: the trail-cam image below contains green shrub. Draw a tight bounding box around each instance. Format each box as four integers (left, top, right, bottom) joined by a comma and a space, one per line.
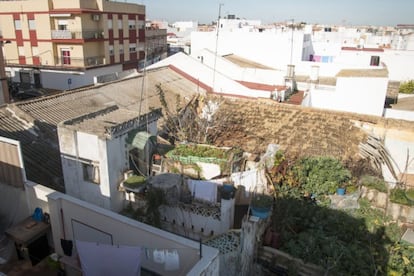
405, 189, 414, 201
399, 80, 414, 94
251, 194, 274, 208
360, 175, 387, 192
390, 188, 414, 206
293, 156, 351, 195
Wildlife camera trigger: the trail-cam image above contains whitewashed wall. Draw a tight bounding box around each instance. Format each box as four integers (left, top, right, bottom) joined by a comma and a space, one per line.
24, 185, 219, 276
148, 52, 271, 98
193, 49, 285, 85
160, 198, 235, 238
40, 64, 123, 90
58, 127, 113, 210
191, 30, 305, 70
384, 109, 414, 121
309, 77, 388, 116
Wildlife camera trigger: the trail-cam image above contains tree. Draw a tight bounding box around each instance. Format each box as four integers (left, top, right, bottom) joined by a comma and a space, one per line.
399, 80, 414, 94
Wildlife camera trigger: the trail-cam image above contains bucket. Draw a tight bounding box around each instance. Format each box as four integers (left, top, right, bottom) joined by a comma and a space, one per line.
337, 188, 346, 196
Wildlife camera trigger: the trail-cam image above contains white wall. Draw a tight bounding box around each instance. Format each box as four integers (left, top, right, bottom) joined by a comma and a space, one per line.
309, 77, 388, 116
191, 30, 305, 70
40, 64, 123, 90
105, 133, 130, 212
160, 198, 235, 239
24, 184, 219, 276
384, 109, 414, 121
58, 127, 113, 210
148, 52, 271, 98
193, 49, 285, 85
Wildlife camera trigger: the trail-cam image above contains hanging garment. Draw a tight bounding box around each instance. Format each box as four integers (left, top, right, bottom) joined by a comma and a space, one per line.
76, 240, 141, 276
187, 180, 217, 202
153, 249, 165, 264
164, 250, 180, 271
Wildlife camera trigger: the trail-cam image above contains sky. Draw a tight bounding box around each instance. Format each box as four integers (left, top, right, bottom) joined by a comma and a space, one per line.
129, 0, 413, 26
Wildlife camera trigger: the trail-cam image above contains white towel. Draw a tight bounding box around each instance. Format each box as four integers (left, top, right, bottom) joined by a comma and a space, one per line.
153, 249, 165, 264
188, 180, 217, 202
76, 240, 141, 276
164, 250, 180, 271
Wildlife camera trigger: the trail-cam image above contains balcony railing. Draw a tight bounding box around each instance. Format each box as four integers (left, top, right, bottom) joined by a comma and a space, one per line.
51, 29, 104, 40
54, 55, 105, 67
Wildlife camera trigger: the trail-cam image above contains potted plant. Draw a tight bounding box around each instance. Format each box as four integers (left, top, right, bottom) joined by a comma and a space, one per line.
250, 194, 273, 219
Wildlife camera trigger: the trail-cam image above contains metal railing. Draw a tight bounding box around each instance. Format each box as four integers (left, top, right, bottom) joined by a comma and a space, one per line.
51, 29, 104, 40
54, 55, 105, 67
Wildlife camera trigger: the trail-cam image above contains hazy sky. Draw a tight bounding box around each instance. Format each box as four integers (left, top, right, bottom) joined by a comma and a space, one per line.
130, 0, 413, 26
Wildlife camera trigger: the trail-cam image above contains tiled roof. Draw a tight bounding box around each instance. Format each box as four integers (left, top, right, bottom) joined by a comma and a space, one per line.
237, 81, 286, 92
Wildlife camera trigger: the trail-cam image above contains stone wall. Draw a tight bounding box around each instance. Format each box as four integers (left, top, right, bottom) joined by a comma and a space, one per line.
360, 186, 414, 224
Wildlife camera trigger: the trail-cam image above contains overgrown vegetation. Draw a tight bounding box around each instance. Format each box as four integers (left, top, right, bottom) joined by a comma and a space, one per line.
399, 80, 414, 94
390, 188, 414, 206
169, 144, 228, 159
292, 156, 351, 195
267, 151, 412, 275
360, 175, 388, 192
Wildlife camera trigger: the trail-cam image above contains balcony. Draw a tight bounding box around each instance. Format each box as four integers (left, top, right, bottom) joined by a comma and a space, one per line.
54, 55, 105, 68
51, 29, 104, 40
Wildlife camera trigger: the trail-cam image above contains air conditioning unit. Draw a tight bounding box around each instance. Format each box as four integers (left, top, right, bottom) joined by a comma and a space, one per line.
92, 14, 100, 21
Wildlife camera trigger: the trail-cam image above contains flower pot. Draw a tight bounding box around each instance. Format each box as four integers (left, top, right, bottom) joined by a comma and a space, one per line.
337, 187, 346, 196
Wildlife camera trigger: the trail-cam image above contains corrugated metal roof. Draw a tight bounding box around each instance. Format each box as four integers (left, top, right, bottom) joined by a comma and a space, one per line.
0, 67, 205, 191
0, 109, 64, 191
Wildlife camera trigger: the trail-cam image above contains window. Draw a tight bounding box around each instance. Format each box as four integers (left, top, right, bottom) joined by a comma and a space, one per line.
129, 43, 136, 53
109, 45, 114, 56
18, 47, 25, 56
138, 21, 145, 29
82, 163, 100, 184
119, 44, 124, 54
118, 19, 122, 29
61, 49, 71, 65
58, 20, 68, 30
32, 47, 39, 56
29, 19, 36, 30
107, 19, 113, 29
14, 20, 21, 30
128, 20, 136, 29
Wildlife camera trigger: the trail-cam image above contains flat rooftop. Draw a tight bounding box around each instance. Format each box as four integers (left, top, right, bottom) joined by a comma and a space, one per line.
336, 68, 389, 78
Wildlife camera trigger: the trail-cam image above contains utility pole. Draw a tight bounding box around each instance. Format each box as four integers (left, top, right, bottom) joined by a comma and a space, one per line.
212, 3, 223, 93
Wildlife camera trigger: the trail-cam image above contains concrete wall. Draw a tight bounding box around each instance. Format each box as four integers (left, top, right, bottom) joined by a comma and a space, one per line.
161, 198, 235, 239
353, 122, 414, 185
384, 109, 414, 122
58, 127, 113, 210
309, 77, 388, 117
39, 64, 122, 90
24, 183, 219, 275
59, 121, 159, 212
